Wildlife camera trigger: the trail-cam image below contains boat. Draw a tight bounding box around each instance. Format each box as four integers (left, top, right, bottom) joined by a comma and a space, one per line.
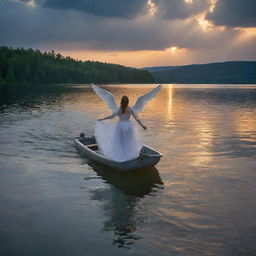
74, 135, 162, 171
86, 160, 163, 196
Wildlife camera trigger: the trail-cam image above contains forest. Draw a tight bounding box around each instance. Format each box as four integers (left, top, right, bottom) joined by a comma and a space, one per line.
0, 46, 154, 84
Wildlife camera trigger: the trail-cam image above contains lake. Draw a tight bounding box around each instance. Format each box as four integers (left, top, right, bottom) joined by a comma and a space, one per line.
0, 84, 256, 256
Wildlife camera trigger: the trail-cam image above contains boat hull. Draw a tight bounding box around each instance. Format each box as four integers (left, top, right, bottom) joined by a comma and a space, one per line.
74, 136, 162, 171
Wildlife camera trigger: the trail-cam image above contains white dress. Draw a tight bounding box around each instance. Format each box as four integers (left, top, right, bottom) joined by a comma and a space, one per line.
91, 83, 162, 162
95, 107, 142, 162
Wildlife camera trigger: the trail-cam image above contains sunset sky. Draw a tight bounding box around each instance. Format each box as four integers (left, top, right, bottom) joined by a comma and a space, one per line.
1, 0, 256, 67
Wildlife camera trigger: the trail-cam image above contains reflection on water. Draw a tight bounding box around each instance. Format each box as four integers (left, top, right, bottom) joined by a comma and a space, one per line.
88, 161, 163, 197
0, 84, 256, 256
89, 185, 144, 249
85, 161, 163, 248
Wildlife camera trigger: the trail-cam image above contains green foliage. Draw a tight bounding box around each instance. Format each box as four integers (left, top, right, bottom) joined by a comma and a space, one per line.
0, 46, 154, 84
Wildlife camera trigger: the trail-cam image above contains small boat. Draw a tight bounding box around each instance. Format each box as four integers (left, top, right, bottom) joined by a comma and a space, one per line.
74, 135, 162, 171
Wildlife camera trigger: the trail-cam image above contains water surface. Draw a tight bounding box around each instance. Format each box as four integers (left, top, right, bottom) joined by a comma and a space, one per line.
0, 84, 256, 256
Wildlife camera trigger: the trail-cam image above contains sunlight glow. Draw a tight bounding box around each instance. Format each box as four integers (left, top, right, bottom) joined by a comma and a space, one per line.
185, 0, 193, 4
171, 47, 178, 52
167, 85, 173, 117
147, 0, 157, 16
59, 47, 191, 68
15, 0, 36, 7
209, 0, 217, 13
195, 0, 226, 32
197, 14, 214, 31
238, 27, 256, 36
233, 27, 256, 45
166, 46, 179, 52
235, 110, 256, 142
191, 120, 214, 168
27, 0, 36, 7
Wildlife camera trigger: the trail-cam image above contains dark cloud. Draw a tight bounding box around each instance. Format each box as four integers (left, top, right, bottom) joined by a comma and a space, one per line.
0, 0, 243, 51
42, 0, 210, 20
154, 0, 209, 19
0, 0, 255, 65
42, 0, 149, 19
0, 0, 163, 50
206, 0, 256, 28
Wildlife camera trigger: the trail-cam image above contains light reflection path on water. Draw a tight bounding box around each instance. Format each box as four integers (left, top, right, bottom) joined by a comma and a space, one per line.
0, 84, 256, 256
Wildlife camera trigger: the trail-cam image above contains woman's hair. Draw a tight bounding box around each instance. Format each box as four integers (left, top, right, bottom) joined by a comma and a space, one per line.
120, 95, 129, 114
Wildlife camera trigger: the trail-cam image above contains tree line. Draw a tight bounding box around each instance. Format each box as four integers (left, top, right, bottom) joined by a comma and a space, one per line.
0, 46, 154, 84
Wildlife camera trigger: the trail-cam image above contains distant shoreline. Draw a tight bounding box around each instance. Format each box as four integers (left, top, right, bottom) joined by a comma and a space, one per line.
143, 61, 256, 84
1, 82, 256, 87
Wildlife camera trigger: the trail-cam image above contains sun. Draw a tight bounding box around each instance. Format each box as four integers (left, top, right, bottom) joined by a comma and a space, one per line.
170, 47, 178, 52
163, 46, 179, 53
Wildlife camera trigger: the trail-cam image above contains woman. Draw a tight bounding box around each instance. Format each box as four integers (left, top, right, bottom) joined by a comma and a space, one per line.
92, 84, 162, 162
98, 95, 147, 129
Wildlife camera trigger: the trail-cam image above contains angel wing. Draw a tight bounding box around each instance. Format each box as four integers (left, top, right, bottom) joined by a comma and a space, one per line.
133, 84, 162, 113
91, 83, 118, 113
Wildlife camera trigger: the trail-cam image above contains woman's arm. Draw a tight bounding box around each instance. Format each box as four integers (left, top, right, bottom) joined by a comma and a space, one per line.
131, 109, 147, 129
98, 111, 118, 121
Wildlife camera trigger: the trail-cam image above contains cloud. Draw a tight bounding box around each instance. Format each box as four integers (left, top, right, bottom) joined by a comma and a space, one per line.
206, 0, 256, 28
0, 1, 159, 50
153, 0, 210, 19
0, 0, 238, 52
42, 0, 149, 19
0, 0, 255, 67
14, 0, 209, 20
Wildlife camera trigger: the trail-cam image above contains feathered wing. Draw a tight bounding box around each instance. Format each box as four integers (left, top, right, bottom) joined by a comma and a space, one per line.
91, 84, 118, 113
133, 84, 163, 113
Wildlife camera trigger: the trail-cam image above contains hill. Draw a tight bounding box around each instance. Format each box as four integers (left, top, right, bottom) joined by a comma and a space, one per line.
144, 61, 256, 84
0, 46, 154, 84
142, 66, 178, 72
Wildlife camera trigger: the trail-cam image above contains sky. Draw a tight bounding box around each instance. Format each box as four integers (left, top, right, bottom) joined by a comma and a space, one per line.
0, 0, 256, 67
